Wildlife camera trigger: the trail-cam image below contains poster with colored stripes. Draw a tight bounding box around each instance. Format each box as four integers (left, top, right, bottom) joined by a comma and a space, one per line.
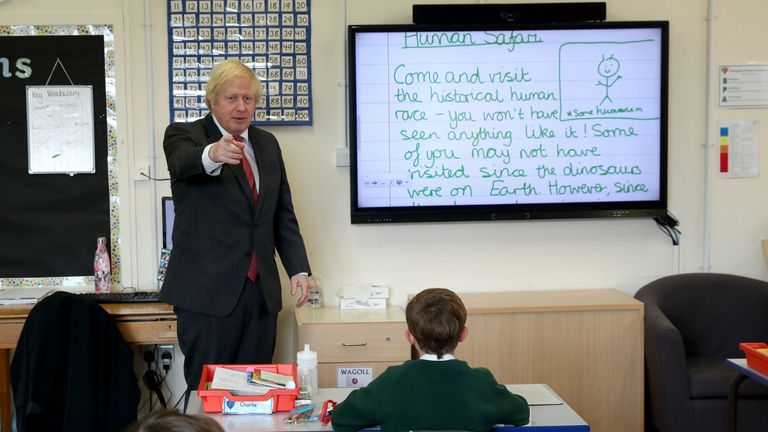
719, 121, 758, 178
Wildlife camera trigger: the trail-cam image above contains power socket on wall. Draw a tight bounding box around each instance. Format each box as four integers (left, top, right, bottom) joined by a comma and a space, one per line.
335, 147, 350, 167
142, 344, 175, 367
158, 344, 174, 367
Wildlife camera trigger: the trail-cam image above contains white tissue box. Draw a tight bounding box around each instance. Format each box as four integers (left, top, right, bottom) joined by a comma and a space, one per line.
369, 285, 389, 298
338, 284, 389, 309
339, 297, 387, 310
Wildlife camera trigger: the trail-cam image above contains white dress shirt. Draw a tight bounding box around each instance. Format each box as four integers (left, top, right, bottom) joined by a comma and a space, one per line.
201, 114, 260, 192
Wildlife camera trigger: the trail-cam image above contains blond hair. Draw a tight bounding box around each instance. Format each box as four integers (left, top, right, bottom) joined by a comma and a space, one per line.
204, 59, 263, 108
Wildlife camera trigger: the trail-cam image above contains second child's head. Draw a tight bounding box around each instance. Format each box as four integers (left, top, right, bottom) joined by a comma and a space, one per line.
405, 288, 468, 358
129, 409, 225, 432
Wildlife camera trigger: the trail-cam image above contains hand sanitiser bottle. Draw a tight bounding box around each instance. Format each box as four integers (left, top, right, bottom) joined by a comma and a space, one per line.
297, 344, 318, 399
94, 237, 111, 293
307, 276, 323, 309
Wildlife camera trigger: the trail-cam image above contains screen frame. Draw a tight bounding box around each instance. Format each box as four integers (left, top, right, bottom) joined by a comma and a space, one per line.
348, 21, 669, 224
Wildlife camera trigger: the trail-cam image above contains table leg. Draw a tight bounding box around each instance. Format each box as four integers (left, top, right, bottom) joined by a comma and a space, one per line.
0, 349, 10, 432
728, 373, 749, 432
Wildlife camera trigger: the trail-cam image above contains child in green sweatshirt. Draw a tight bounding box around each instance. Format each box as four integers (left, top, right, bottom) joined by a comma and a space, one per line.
332, 288, 530, 432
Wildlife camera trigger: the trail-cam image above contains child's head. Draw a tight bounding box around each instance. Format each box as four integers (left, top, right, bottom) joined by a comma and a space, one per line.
130, 409, 225, 432
405, 288, 467, 358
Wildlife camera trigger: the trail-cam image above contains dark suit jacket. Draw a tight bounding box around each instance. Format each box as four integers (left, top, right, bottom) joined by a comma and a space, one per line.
160, 114, 310, 316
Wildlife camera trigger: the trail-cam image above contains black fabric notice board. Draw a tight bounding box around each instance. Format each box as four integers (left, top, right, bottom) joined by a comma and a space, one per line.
0, 35, 109, 278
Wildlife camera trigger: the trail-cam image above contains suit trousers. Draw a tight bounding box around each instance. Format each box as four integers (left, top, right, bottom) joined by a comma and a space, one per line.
175, 276, 277, 394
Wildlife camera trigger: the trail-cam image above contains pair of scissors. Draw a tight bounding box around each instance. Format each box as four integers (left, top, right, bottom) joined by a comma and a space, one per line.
320, 399, 337, 424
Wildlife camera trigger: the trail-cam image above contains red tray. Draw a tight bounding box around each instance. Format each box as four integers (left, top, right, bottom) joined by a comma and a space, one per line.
197, 363, 298, 413
739, 343, 768, 376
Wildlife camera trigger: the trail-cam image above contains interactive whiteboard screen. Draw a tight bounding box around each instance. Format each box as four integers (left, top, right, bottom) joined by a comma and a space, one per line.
348, 22, 668, 224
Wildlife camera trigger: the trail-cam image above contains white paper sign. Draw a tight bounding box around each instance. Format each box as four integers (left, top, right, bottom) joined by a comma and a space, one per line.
336, 367, 373, 388
26, 85, 95, 174
719, 65, 768, 107
718, 120, 759, 178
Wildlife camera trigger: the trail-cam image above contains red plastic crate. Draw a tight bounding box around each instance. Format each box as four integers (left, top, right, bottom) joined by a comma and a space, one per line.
197, 363, 299, 413
739, 343, 768, 376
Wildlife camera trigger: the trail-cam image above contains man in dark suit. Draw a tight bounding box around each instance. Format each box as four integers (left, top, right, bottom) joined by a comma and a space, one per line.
161, 59, 312, 395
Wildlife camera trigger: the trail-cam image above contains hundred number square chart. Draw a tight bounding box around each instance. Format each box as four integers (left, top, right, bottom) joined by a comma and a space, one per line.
167, 0, 312, 125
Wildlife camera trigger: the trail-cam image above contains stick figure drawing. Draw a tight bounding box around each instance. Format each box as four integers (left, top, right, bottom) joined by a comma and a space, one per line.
596, 54, 622, 106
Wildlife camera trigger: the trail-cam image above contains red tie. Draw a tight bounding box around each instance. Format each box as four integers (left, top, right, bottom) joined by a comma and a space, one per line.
234, 134, 259, 282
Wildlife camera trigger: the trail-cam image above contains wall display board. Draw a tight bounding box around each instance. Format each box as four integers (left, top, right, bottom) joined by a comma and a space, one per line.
167, 0, 313, 125
0, 26, 121, 287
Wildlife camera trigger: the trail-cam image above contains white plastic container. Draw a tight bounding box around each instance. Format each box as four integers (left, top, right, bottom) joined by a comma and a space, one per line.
296, 344, 318, 399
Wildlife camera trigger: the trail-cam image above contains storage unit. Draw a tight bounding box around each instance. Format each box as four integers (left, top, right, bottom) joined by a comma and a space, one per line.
455, 289, 644, 432
295, 307, 411, 387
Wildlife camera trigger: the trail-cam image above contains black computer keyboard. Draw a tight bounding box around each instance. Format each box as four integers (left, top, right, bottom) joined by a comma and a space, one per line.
77, 291, 161, 303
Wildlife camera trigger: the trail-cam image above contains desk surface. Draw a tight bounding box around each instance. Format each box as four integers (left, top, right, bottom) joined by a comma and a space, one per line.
189, 384, 589, 431
0, 300, 175, 348
458, 289, 643, 314
726, 358, 768, 387
295, 306, 405, 325
0, 299, 174, 317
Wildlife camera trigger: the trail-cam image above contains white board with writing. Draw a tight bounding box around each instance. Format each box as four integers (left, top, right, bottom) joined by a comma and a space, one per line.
352, 26, 664, 208
26, 85, 95, 174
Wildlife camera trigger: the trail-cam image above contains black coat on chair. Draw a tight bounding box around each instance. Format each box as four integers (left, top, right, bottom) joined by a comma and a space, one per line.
10, 291, 139, 432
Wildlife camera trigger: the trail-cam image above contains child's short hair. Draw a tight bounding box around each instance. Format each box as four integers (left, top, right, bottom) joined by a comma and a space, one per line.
130, 409, 224, 432
406, 288, 467, 358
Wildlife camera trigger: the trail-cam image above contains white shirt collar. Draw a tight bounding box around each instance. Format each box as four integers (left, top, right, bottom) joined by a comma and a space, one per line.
211, 113, 249, 143
420, 353, 456, 361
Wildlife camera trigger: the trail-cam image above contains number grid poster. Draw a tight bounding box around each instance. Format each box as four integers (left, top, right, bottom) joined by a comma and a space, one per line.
167, 0, 313, 125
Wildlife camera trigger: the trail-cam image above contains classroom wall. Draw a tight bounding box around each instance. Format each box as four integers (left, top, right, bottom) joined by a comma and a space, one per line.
2, 0, 767, 371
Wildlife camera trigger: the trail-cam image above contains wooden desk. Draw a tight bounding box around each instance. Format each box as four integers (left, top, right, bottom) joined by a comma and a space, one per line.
455, 289, 643, 432
0, 301, 177, 431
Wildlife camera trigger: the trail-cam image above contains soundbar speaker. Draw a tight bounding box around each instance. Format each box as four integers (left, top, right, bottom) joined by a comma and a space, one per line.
412, 2, 607, 25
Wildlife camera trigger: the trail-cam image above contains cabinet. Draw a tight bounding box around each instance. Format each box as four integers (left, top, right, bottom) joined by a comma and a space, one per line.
295, 307, 411, 388
455, 289, 644, 432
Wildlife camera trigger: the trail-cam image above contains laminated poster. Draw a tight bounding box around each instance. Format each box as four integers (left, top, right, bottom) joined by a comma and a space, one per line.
26, 85, 95, 175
